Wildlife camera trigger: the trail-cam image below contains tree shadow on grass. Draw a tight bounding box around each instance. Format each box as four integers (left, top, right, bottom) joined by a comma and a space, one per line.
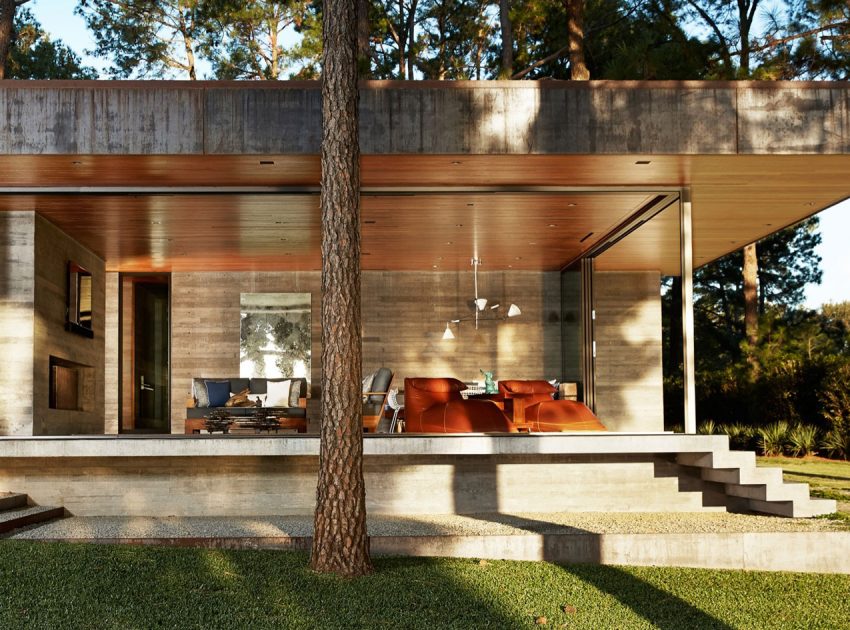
559, 563, 734, 630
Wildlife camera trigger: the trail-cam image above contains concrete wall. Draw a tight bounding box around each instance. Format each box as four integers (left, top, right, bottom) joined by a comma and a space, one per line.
593, 271, 664, 432
0, 213, 105, 435
32, 216, 106, 435
167, 270, 561, 433
0, 212, 35, 435
1, 82, 848, 156
0, 453, 712, 517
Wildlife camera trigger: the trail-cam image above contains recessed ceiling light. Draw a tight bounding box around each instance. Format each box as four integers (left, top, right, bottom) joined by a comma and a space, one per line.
508, 265, 513, 268
455, 223, 464, 227
450, 160, 462, 165
635, 160, 651, 165
432, 265, 438, 269
364, 220, 377, 224
548, 224, 557, 228
71, 160, 82, 165
151, 220, 161, 225
274, 221, 282, 224
805, 202, 815, 207
515, 256, 522, 260
528, 242, 536, 245
567, 203, 577, 207
446, 241, 453, 245
259, 160, 275, 165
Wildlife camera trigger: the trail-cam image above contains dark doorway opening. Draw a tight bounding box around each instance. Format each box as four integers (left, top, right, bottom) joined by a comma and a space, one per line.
120, 274, 170, 433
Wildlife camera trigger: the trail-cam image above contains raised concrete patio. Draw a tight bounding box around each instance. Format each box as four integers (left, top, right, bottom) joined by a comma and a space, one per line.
0, 434, 835, 518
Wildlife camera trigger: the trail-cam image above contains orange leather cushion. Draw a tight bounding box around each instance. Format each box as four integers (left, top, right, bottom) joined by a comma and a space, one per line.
526, 400, 606, 432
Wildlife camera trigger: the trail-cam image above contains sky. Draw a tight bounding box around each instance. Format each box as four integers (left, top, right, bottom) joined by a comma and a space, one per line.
25, 0, 850, 309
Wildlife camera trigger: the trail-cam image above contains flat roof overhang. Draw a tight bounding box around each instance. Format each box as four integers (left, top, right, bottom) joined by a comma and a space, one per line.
1, 80, 848, 273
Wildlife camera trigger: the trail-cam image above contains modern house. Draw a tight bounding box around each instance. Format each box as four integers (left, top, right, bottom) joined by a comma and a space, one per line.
0, 80, 846, 519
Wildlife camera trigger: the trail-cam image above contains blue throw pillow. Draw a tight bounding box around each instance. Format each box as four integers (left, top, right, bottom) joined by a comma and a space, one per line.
205, 380, 230, 407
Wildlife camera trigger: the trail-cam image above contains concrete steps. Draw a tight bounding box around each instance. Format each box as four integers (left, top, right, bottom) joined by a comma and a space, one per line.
676, 451, 837, 518
0, 493, 65, 534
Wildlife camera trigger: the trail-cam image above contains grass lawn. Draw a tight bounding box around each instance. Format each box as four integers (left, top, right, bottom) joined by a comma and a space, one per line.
1, 542, 849, 629
758, 455, 850, 518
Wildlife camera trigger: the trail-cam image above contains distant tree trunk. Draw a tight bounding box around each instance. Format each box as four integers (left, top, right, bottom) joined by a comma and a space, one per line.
0, 0, 29, 80
498, 0, 513, 78
743, 243, 759, 371
566, 0, 589, 80
310, 0, 372, 577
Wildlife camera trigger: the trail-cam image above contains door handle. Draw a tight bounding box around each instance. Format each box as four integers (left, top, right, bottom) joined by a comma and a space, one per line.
140, 375, 154, 392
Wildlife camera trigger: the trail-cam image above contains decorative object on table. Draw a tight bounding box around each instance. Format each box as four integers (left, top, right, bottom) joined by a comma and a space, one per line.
481, 369, 497, 394
441, 257, 522, 339
204, 409, 232, 433
224, 388, 255, 408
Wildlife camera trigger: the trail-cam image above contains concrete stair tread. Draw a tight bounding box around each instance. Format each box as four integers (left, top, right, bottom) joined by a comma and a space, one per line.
0, 505, 65, 534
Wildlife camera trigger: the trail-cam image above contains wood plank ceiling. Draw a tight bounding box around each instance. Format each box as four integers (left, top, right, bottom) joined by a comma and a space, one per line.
0, 153, 847, 273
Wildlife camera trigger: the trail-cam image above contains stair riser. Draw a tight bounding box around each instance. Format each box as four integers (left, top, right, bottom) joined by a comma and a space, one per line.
0, 507, 65, 534
0, 494, 28, 511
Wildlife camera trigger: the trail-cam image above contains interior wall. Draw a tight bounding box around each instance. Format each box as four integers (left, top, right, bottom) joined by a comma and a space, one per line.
169, 270, 562, 432
32, 215, 106, 435
0, 212, 35, 435
593, 270, 664, 432
361, 271, 562, 389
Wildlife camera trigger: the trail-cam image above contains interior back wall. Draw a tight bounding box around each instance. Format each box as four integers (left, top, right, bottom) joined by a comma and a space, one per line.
168, 270, 562, 432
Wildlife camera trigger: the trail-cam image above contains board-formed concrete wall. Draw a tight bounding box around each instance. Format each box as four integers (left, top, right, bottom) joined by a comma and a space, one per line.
0, 214, 105, 435
0, 212, 35, 435
163, 270, 561, 433
0, 81, 848, 156
32, 216, 106, 435
593, 271, 664, 432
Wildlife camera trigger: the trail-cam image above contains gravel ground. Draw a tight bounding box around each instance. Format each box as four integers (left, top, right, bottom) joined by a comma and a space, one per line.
8, 511, 847, 541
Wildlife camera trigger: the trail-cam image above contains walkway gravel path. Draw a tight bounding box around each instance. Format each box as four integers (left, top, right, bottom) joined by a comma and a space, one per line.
8, 511, 848, 541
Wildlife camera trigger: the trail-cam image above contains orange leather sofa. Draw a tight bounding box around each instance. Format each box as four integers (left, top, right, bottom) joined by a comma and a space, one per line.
403, 378, 516, 433
498, 380, 606, 432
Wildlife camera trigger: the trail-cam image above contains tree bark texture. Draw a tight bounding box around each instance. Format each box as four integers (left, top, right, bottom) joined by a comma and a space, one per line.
566, 0, 590, 80
0, 0, 23, 80
310, 0, 372, 577
743, 243, 759, 370
357, 0, 371, 77
498, 0, 513, 78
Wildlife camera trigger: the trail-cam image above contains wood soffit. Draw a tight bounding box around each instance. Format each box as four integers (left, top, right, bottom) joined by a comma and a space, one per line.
0, 153, 847, 273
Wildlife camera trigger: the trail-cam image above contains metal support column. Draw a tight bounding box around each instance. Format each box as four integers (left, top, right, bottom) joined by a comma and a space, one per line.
580, 258, 596, 413
680, 189, 697, 434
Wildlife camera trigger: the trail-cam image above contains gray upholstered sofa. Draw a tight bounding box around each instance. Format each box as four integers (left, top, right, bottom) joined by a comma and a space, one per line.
185, 377, 309, 433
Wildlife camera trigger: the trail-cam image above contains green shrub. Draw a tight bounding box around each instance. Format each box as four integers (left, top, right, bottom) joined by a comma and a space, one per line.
787, 424, 819, 457
720, 422, 757, 451
698, 420, 717, 435
819, 361, 850, 436
822, 429, 850, 461
758, 421, 789, 456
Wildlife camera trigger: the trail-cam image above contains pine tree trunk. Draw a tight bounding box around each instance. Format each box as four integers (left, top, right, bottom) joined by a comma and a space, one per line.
357, 0, 370, 77
310, 0, 372, 577
566, 0, 590, 80
0, 0, 18, 80
498, 0, 513, 78
743, 243, 759, 370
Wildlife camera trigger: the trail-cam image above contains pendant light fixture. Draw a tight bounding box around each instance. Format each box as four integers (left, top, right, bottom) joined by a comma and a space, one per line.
441, 258, 521, 339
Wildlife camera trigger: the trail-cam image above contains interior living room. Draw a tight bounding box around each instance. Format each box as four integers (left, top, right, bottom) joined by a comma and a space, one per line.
0, 80, 848, 520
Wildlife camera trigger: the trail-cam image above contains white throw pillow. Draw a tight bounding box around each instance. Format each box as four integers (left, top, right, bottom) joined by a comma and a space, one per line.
266, 379, 292, 407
